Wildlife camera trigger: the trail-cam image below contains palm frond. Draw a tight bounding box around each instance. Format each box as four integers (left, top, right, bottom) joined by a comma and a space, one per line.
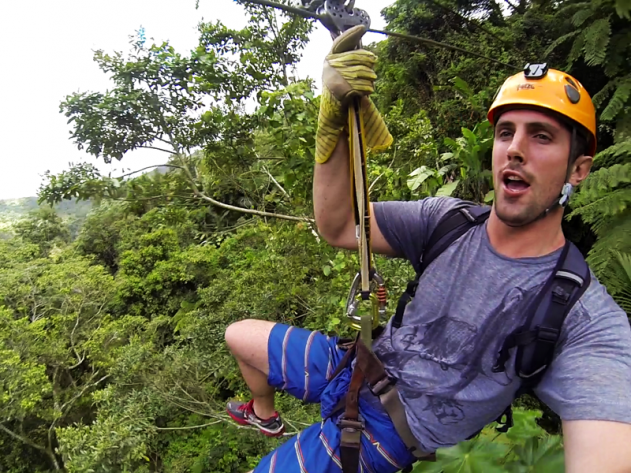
567, 32, 586, 67
615, 114, 631, 145
609, 251, 631, 314
585, 213, 631, 280
572, 8, 595, 27
615, 0, 631, 19
584, 17, 612, 66
544, 31, 580, 57
604, 32, 631, 77
554, 2, 592, 18
592, 79, 618, 109
570, 163, 631, 216
601, 76, 631, 121
592, 140, 631, 167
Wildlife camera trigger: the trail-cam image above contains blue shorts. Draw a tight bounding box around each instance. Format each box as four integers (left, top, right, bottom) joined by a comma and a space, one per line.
254, 324, 416, 473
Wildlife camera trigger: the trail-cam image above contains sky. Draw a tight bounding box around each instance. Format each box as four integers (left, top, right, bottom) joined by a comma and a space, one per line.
0, 0, 393, 200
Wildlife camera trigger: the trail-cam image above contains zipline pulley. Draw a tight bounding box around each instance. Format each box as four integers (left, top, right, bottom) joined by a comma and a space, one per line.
300, 0, 370, 34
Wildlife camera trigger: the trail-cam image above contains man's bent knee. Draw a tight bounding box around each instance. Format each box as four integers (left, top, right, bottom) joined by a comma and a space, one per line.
225, 319, 276, 374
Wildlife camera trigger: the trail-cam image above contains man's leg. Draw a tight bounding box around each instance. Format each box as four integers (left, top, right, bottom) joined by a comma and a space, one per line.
225, 319, 277, 419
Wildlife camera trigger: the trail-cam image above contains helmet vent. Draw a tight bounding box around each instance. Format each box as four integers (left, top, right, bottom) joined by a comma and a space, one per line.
565, 76, 578, 88
565, 84, 581, 104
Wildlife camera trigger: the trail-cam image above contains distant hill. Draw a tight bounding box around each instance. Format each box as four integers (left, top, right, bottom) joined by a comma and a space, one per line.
0, 197, 92, 237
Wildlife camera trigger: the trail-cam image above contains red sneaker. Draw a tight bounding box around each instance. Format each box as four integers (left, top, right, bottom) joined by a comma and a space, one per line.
226, 399, 285, 437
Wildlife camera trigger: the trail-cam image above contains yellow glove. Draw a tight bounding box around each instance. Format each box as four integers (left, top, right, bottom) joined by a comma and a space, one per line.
316, 25, 393, 164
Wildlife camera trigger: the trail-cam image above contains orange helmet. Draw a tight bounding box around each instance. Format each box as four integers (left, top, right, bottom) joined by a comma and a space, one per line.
487, 64, 597, 156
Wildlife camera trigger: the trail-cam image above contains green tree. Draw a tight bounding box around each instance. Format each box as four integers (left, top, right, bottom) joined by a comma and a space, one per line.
40, 9, 314, 225
0, 252, 148, 471
545, 0, 631, 313
13, 207, 71, 256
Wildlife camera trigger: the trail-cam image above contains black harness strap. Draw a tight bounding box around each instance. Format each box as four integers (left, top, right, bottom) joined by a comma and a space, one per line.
392, 204, 491, 329
493, 241, 591, 386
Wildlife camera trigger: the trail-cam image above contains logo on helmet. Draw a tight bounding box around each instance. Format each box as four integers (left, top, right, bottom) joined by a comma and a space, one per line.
517, 83, 535, 91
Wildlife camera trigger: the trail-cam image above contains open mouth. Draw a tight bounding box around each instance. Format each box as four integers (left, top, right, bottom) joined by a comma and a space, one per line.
501, 171, 530, 196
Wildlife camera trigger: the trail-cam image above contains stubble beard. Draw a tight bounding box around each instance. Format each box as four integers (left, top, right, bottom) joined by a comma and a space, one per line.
494, 190, 547, 228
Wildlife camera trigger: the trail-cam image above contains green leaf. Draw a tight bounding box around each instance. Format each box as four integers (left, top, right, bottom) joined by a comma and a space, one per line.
506, 436, 565, 473
506, 409, 546, 442
451, 77, 474, 98
615, 0, 631, 18
572, 8, 594, 27
436, 180, 460, 197
429, 438, 508, 473
484, 190, 495, 203
583, 17, 611, 66
461, 128, 477, 145
408, 166, 434, 191
322, 265, 331, 276
601, 76, 631, 121
545, 31, 580, 57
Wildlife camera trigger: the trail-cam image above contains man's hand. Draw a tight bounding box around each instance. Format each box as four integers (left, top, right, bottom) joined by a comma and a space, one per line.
315, 25, 392, 164
563, 419, 631, 472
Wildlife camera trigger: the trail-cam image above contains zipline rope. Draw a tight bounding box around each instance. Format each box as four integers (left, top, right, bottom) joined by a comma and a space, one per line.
239, 0, 521, 70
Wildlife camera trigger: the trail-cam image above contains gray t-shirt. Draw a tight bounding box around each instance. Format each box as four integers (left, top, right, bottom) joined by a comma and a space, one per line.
367, 196, 631, 453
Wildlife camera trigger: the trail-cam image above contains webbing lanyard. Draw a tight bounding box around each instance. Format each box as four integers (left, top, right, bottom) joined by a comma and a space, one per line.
345, 96, 387, 347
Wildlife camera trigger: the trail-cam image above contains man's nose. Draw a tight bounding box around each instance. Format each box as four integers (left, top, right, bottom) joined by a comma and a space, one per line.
506, 130, 527, 163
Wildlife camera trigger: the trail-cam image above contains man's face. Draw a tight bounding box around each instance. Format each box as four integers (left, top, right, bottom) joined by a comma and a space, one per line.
492, 109, 571, 227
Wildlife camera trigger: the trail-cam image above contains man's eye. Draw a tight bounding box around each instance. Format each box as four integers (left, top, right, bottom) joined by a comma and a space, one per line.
498, 130, 512, 138
535, 133, 551, 141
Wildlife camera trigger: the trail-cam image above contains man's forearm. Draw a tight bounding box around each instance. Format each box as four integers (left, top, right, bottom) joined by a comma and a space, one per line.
313, 132, 354, 246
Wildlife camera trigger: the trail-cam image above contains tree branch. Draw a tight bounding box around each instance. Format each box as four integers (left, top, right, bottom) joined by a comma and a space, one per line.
503, 0, 519, 11
174, 153, 314, 223
138, 145, 177, 155
114, 164, 182, 180
146, 107, 313, 222
155, 420, 222, 431
0, 423, 46, 452
59, 373, 109, 416
69, 312, 85, 369
262, 165, 289, 197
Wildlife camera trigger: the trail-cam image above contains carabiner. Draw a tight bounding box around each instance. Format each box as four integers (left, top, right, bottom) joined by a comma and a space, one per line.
345, 271, 387, 331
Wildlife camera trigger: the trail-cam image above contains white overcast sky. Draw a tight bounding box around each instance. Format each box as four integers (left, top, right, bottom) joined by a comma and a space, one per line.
0, 0, 392, 200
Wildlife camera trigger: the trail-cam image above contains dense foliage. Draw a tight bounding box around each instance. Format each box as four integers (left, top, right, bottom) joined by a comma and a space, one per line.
1, 0, 629, 471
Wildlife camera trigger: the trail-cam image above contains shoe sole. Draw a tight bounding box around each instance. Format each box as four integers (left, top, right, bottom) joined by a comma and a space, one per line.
226, 409, 285, 438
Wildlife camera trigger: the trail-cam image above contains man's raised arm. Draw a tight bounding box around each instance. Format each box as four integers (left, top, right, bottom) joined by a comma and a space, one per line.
311, 26, 396, 256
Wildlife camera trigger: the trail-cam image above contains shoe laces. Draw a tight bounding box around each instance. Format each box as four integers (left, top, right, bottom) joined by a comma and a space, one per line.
239, 399, 256, 415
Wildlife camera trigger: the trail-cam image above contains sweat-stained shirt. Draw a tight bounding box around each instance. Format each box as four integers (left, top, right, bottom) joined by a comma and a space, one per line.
363, 196, 631, 453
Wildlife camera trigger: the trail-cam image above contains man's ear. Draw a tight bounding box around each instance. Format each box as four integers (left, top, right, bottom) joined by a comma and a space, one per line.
569, 155, 593, 186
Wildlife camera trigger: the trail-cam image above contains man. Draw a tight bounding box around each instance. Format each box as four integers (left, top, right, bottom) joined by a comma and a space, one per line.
225, 26, 631, 472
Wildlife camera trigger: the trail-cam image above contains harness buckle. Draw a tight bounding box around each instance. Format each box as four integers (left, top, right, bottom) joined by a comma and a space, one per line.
338, 417, 364, 448
370, 375, 395, 396
537, 326, 559, 343
551, 285, 571, 303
